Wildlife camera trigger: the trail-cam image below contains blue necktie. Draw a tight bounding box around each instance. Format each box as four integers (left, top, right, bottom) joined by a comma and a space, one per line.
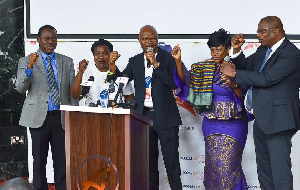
47, 56, 60, 106
245, 48, 272, 111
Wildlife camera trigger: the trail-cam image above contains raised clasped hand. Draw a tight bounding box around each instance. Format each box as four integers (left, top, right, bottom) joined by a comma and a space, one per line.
109, 51, 120, 72
171, 44, 181, 61
28, 52, 39, 69
78, 59, 89, 73
220, 61, 236, 78
145, 51, 156, 64
109, 51, 121, 64
231, 33, 245, 52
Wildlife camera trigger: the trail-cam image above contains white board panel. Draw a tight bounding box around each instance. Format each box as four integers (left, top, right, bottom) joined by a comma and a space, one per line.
27, 0, 300, 36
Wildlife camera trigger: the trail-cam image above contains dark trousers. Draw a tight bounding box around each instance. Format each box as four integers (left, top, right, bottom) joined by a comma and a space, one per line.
30, 113, 66, 190
253, 122, 296, 190
143, 109, 182, 190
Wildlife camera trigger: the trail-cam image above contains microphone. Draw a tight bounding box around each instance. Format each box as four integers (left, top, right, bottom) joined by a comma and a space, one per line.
114, 75, 129, 102
106, 72, 117, 93
107, 74, 129, 107
79, 76, 94, 100
124, 100, 138, 109
224, 55, 230, 62
146, 47, 153, 68
220, 56, 231, 84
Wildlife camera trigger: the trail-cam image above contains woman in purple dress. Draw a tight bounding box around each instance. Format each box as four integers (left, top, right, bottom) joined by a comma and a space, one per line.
172, 29, 248, 190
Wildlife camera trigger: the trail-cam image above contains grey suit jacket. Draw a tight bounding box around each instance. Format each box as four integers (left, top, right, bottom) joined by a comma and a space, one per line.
234, 39, 300, 134
16, 51, 78, 129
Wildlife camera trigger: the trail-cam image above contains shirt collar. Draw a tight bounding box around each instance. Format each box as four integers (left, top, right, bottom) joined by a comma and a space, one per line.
270, 37, 285, 53
39, 50, 55, 60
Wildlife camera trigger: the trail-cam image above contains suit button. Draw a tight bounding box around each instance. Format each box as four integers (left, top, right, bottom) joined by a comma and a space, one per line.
46, 101, 49, 104
47, 90, 50, 92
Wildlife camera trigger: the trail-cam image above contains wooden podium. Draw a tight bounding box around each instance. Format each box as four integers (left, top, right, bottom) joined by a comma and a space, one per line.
60, 105, 152, 190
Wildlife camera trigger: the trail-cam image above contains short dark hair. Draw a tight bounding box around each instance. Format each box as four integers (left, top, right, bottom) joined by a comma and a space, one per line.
37, 25, 57, 37
91, 39, 113, 54
207, 28, 231, 49
0, 177, 33, 190
260, 16, 285, 35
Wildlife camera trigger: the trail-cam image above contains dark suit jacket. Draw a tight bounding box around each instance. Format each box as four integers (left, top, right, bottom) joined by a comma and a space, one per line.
121, 47, 182, 129
234, 38, 300, 134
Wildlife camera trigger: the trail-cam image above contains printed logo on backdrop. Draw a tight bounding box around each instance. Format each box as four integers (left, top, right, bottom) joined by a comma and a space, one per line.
182, 184, 201, 189
180, 125, 197, 131
180, 155, 205, 163
160, 177, 205, 189
247, 184, 261, 189
182, 171, 204, 181
243, 43, 259, 50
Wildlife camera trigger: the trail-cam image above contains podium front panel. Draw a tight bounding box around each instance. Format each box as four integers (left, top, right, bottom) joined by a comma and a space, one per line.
64, 108, 150, 190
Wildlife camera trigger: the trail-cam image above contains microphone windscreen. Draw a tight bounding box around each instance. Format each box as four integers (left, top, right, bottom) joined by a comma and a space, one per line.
224, 56, 230, 62
81, 76, 94, 86
115, 77, 129, 85
124, 100, 138, 109
147, 47, 154, 52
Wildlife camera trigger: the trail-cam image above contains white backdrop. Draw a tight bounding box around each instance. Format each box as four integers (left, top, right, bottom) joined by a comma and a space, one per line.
27, 0, 300, 35
24, 0, 300, 189
24, 39, 300, 189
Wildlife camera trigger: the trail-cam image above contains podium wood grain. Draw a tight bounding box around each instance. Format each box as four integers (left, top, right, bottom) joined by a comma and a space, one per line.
63, 107, 151, 190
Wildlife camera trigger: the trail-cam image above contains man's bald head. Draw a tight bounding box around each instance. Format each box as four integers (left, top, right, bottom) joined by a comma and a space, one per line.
260, 16, 285, 36
139, 25, 158, 37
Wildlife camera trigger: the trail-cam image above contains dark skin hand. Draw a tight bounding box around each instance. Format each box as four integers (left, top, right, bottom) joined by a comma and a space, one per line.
231, 33, 245, 54
28, 53, 39, 69
171, 44, 186, 83
71, 59, 89, 99
145, 51, 159, 68
220, 61, 236, 78
108, 51, 121, 73
220, 61, 242, 99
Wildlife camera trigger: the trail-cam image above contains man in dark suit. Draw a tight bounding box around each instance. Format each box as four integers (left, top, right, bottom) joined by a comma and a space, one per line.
16, 25, 78, 190
115, 25, 182, 190
221, 16, 300, 190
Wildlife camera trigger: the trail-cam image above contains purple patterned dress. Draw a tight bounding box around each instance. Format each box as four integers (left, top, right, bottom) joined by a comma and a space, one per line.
174, 64, 248, 190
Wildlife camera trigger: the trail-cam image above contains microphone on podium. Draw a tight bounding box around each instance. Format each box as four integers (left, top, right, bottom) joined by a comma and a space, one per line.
107, 75, 129, 107
79, 76, 94, 100
106, 72, 117, 93
114, 76, 129, 102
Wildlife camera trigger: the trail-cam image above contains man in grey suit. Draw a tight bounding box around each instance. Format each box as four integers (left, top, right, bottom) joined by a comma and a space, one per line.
221, 16, 300, 190
16, 25, 78, 190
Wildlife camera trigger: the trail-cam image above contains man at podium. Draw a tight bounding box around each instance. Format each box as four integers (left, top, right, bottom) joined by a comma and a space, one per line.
119, 25, 183, 190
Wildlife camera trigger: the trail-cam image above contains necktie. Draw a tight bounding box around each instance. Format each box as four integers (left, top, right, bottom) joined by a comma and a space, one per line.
245, 48, 272, 111
47, 56, 60, 106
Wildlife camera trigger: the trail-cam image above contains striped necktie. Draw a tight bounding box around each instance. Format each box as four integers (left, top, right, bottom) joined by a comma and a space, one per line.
47, 56, 60, 106
245, 48, 272, 112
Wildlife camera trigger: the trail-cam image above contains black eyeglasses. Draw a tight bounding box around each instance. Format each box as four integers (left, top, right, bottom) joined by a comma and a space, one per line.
256, 27, 275, 34
140, 37, 158, 42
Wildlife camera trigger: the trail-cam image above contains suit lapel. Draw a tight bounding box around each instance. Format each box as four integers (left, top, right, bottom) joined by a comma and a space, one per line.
261, 39, 287, 71
137, 53, 145, 82
152, 47, 165, 80
35, 51, 47, 80
55, 53, 63, 87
